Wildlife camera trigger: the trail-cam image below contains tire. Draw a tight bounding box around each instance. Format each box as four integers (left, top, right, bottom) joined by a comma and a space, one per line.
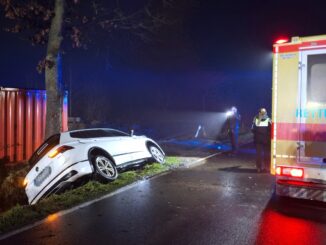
93, 155, 118, 182
149, 145, 165, 164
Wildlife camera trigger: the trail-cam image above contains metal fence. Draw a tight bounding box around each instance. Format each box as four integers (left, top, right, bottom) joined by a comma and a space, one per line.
0, 87, 68, 164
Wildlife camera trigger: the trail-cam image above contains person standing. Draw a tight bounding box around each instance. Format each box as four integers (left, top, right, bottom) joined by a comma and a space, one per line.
226, 106, 241, 154
252, 108, 272, 173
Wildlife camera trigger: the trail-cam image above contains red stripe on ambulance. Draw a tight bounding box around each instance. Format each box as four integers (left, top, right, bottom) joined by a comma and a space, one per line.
272, 122, 326, 142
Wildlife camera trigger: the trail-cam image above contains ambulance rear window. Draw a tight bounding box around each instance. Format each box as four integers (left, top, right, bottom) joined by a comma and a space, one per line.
307, 54, 326, 103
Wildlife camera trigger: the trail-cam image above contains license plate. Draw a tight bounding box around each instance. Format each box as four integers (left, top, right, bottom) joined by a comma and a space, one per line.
34, 166, 52, 186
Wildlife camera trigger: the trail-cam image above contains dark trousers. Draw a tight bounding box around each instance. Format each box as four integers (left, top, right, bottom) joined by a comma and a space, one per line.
229, 131, 238, 153
255, 143, 270, 170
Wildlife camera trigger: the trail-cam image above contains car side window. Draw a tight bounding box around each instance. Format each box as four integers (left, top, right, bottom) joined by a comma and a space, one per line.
104, 129, 129, 137
70, 129, 129, 138
70, 130, 105, 138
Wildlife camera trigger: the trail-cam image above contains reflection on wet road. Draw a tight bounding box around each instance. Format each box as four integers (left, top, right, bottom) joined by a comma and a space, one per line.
256, 193, 326, 245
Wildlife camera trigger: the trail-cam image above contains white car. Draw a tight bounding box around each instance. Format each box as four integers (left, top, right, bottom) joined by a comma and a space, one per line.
24, 128, 165, 205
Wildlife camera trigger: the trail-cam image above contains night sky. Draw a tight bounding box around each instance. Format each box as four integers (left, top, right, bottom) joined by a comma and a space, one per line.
1, 0, 326, 126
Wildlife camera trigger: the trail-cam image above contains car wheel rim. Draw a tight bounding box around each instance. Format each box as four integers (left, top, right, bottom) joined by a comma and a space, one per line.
95, 156, 115, 177
150, 147, 164, 163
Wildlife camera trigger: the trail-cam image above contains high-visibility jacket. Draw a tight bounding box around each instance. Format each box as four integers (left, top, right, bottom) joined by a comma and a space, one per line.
252, 115, 271, 145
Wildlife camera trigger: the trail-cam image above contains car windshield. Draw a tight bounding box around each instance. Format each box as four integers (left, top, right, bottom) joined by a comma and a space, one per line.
29, 134, 61, 167
70, 129, 129, 138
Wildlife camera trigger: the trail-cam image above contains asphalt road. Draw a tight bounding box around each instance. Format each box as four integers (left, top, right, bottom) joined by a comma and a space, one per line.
2, 150, 326, 245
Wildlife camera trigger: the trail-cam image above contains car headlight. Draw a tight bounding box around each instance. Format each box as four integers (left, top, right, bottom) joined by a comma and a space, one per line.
22, 178, 28, 187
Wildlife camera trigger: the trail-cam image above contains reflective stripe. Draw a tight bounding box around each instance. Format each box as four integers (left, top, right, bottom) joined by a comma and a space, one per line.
276, 183, 326, 202
255, 118, 270, 127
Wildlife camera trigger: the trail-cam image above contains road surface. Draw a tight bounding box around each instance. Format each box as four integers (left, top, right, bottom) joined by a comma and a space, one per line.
2, 149, 326, 245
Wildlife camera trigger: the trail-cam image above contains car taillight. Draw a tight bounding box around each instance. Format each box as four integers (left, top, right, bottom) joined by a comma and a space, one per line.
275, 166, 304, 178
48, 145, 74, 158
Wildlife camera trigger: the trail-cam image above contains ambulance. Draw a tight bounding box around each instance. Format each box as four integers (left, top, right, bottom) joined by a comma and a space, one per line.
272, 35, 326, 202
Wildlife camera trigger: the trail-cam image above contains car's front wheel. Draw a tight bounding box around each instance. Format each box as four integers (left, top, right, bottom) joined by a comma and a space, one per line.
93, 155, 118, 182
149, 145, 165, 164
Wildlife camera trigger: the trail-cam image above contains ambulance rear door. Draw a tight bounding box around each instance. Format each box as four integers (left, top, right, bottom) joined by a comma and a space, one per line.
298, 48, 326, 165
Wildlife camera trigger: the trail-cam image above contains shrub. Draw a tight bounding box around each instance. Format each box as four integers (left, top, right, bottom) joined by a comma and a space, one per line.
0, 165, 29, 212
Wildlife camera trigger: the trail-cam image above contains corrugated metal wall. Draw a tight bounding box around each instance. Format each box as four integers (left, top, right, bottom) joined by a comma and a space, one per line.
0, 87, 68, 164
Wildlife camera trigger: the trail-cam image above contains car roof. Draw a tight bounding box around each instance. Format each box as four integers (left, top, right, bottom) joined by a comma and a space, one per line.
59, 128, 128, 144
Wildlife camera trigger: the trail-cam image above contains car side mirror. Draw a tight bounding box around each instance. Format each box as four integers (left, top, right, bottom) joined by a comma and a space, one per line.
130, 129, 134, 137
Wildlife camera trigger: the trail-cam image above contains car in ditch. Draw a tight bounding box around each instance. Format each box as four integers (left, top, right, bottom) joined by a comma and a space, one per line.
24, 128, 165, 204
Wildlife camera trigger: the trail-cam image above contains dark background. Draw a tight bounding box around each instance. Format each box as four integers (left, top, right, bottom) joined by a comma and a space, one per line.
1, 0, 326, 133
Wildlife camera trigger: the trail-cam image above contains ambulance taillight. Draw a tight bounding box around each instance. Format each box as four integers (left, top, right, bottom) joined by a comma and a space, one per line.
276, 166, 304, 178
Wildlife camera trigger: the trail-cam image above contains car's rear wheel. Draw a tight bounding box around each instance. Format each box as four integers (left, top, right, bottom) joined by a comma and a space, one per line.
93, 155, 118, 182
149, 145, 165, 164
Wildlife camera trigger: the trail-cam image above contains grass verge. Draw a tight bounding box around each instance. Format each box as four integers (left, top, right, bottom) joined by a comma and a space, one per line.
0, 156, 181, 235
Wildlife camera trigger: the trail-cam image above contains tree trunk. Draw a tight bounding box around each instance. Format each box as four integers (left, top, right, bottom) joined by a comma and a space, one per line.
45, 0, 65, 138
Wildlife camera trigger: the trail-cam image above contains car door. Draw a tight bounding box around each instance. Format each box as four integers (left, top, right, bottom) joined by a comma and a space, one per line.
100, 129, 139, 166
70, 129, 134, 166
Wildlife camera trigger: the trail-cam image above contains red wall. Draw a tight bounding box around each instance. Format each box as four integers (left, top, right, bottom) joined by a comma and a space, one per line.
0, 88, 68, 164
